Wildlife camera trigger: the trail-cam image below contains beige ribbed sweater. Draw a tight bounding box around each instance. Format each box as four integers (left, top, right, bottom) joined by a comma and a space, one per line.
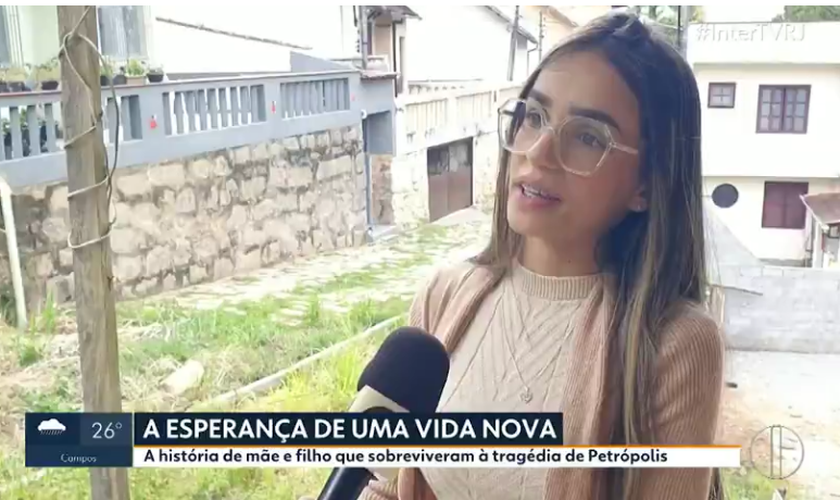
360, 261, 725, 500
423, 264, 598, 499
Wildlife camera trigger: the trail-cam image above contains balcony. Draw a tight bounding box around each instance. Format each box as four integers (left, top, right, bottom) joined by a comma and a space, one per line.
394, 81, 520, 154
0, 69, 361, 189
687, 22, 840, 65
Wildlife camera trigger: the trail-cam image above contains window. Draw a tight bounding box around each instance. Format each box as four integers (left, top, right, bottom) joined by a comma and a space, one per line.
98, 6, 148, 61
712, 183, 739, 208
762, 182, 808, 229
708, 83, 736, 108
757, 85, 810, 134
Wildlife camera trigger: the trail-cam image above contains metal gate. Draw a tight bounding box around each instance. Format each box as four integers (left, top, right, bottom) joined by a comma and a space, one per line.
427, 139, 473, 222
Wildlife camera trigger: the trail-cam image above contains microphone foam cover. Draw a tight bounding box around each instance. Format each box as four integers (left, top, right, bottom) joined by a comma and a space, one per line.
357, 327, 450, 413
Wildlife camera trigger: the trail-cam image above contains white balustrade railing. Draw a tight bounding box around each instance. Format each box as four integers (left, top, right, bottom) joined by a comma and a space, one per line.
394, 81, 521, 154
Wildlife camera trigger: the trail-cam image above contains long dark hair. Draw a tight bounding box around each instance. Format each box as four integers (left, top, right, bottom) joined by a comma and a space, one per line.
475, 13, 723, 500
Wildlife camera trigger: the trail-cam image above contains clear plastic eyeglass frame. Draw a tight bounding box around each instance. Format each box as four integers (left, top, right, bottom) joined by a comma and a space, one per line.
497, 97, 638, 177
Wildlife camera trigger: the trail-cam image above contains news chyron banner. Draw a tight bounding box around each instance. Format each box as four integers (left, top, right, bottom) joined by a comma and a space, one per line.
26, 412, 741, 469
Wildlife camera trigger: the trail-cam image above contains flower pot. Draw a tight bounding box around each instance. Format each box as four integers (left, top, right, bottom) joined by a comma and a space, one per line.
100, 75, 110, 87
41, 80, 59, 91
0, 82, 8, 93
147, 72, 164, 83
112, 74, 127, 86
126, 76, 145, 86
8, 82, 26, 93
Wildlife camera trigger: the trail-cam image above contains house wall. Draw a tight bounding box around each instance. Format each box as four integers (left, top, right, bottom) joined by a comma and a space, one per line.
370, 154, 395, 225
372, 20, 392, 70
13, 6, 358, 74
0, 125, 366, 312
388, 150, 429, 225
521, 6, 575, 53
472, 131, 499, 207
383, 129, 500, 227
695, 63, 840, 179
403, 6, 530, 83
704, 176, 840, 264
364, 110, 394, 155
696, 62, 840, 263
821, 233, 840, 268
148, 5, 357, 71
702, 204, 840, 355
17, 6, 59, 66
150, 19, 291, 74
717, 266, 840, 354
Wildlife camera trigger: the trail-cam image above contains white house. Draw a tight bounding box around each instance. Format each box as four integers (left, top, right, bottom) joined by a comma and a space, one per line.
401, 6, 536, 83
0, 5, 359, 76
0, 5, 535, 84
687, 21, 840, 267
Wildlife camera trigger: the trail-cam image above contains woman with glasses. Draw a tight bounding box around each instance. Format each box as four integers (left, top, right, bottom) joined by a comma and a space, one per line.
360, 12, 724, 500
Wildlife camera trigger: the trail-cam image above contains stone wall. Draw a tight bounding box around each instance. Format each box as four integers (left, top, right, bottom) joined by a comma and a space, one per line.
388, 150, 429, 226
370, 154, 394, 225
0, 125, 366, 313
472, 132, 500, 208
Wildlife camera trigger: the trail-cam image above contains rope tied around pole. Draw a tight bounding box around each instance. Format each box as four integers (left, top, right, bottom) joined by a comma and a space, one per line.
58, 6, 122, 251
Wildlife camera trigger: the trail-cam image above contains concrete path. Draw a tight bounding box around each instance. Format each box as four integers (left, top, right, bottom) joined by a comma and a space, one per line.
722, 351, 840, 499
156, 207, 491, 317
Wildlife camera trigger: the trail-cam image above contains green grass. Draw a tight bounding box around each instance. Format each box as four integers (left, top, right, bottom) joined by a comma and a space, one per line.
722, 468, 802, 499
0, 322, 400, 500
0, 218, 455, 424
0, 283, 412, 447
314, 254, 432, 294
0, 219, 478, 498
0, 311, 810, 500
12, 333, 46, 367
415, 224, 449, 243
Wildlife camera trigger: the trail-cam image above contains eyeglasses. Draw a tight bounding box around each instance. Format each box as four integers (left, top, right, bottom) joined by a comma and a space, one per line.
497, 98, 638, 176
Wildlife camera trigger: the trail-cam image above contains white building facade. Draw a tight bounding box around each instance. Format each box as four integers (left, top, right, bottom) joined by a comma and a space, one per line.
688, 21, 840, 266
1, 5, 535, 84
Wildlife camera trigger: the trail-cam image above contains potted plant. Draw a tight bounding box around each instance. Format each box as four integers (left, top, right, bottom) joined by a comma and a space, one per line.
112, 66, 127, 86
125, 59, 146, 85
0, 69, 9, 93
0, 65, 30, 93
147, 64, 164, 83
102, 62, 127, 86
34, 57, 60, 91
100, 63, 109, 87
99, 60, 115, 87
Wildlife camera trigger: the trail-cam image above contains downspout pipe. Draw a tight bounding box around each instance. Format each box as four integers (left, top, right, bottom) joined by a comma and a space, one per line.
362, 113, 374, 240
0, 175, 27, 330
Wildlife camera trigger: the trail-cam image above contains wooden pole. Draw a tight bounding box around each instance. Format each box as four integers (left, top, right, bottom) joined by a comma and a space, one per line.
57, 7, 130, 500
507, 6, 520, 81
359, 5, 369, 70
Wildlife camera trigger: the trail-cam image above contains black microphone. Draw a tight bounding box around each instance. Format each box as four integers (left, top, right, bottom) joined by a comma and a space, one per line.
316, 326, 450, 500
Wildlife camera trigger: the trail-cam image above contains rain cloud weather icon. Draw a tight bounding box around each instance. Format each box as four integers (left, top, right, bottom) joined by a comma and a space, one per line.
38, 418, 67, 435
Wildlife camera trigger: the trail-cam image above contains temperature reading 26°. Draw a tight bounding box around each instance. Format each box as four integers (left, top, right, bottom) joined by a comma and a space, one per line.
92, 421, 122, 440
